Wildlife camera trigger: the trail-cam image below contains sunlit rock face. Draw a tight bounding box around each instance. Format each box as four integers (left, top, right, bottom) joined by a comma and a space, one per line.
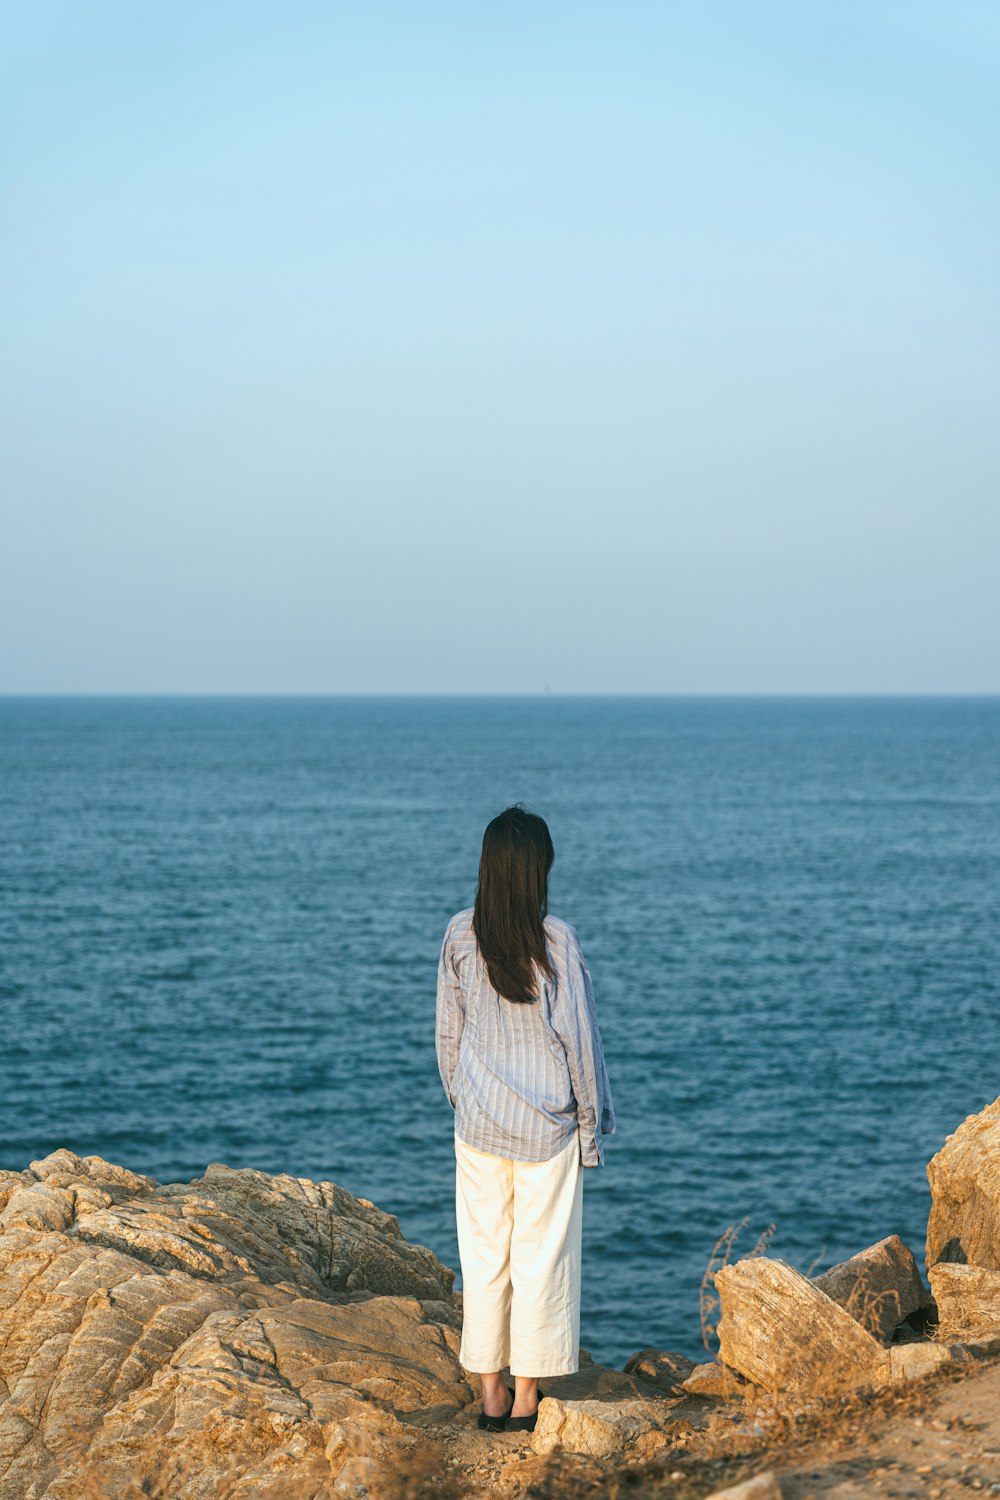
926, 1093, 1000, 1341
0, 1150, 467, 1498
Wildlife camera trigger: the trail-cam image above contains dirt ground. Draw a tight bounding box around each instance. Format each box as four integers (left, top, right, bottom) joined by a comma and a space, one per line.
668, 1352, 1000, 1499
403, 1351, 1000, 1499
746, 1362, 1000, 1500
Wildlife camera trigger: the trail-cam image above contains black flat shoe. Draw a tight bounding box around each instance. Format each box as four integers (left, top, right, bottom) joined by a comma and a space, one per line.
477, 1385, 514, 1432
505, 1386, 545, 1433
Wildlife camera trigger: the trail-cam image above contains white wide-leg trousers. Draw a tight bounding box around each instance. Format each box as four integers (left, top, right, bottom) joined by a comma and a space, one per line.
454, 1132, 584, 1378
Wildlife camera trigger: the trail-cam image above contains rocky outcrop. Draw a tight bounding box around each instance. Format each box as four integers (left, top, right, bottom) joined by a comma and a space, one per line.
0, 1150, 467, 1498
0, 1151, 706, 1497
706, 1094, 1000, 1406
715, 1257, 889, 1394
926, 1093, 1000, 1270
925, 1093, 1000, 1341
813, 1234, 931, 1344
0, 1149, 453, 1301
5, 1092, 1000, 1497
929, 1261, 1000, 1339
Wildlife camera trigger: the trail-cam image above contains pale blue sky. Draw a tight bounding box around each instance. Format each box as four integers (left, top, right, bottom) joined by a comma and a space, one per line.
2, 2, 997, 692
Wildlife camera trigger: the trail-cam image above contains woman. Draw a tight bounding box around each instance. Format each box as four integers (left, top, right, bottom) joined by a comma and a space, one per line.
435, 804, 616, 1434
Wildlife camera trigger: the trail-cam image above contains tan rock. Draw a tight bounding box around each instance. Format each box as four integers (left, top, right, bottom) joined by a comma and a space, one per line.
884, 1340, 973, 1385
926, 1093, 1000, 1270
622, 1347, 695, 1392
681, 1360, 747, 1397
55, 1297, 465, 1499
0, 1149, 468, 1499
813, 1234, 930, 1343
715, 1256, 888, 1394
929, 1261, 1000, 1339
704, 1470, 784, 1499
531, 1395, 675, 1460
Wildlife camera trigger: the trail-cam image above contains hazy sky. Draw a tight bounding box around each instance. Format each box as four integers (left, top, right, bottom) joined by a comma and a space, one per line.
2, 2, 998, 693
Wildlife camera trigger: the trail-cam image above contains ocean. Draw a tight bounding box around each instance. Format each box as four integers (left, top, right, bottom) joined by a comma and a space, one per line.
1, 695, 998, 1368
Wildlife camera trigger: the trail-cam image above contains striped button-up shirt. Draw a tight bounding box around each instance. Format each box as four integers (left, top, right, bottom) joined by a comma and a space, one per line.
435, 907, 616, 1166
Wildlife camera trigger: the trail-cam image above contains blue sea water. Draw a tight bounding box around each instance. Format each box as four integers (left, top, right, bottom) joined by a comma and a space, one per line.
1, 695, 998, 1368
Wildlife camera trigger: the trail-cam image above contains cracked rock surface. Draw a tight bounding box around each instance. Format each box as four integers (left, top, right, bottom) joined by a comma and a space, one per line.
0, 1149, 466, 1497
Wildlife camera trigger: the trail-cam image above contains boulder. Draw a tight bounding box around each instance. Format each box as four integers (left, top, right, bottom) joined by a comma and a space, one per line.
885, 1341, 973, 1385
813, 1235, 931, 1343
681, 1361, 747, 1397
622, 1348, 696, 1393
0, 1150, 469, 1499
531, 1395, 677, 1461
715, 1257, 888, 1394
926, 1093, 1000, 1270
929, 1262, 1000, 1340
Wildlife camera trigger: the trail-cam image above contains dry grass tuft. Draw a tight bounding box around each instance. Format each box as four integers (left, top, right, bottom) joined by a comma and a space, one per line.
699, 1217, 777, 1359
812, 1267, 906, 1346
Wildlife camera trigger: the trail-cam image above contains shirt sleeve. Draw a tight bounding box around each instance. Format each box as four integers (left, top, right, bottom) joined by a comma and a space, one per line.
435, 923, 466, 1109
549, 924, 616, 1166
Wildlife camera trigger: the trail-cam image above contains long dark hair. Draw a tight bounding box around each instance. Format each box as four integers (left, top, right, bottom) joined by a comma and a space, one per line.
472, 804, 556, 1004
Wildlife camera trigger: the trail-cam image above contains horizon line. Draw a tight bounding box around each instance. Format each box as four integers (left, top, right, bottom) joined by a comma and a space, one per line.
1, 690, 998, 701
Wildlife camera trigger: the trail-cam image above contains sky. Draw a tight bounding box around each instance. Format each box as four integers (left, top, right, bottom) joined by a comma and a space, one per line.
2, 1, 998, 694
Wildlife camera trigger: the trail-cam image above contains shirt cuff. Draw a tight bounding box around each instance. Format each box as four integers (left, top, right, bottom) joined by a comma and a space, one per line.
579, 1129, 604, 1167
